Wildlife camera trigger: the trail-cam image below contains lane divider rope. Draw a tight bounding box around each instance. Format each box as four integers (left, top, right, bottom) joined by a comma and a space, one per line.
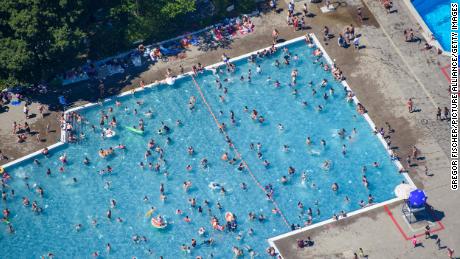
191, 75, 291, 228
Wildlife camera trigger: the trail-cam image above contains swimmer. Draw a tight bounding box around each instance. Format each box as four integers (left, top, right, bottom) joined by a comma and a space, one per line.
342, 144, 347, 155
59, 153, 67, 164
331, 183, 339, 191
258, 214, 265, 222
283, 145, 289, 152
106, 243, 111, 254
278, 123, 284, 131
75, 223, 82, 232
306, 137, 312, 145
368, 194, 374, 204
362, 176, 369, 188
373, 161, 379, 167
240, 182, 247, 190
280, 176, 288, 184
83, 157, 90, 165
322, 160, 331, 170
144, 109, 153, 117
107, 209, 112, 219
321, 139, 326, 147
183, 181, 192, 191
110, 199, 117, 208
301, 172, 308, 183
256, 65, 261, 73
263, 159, 270, 168
321, 79, 328, 87
22, 197, 30, 206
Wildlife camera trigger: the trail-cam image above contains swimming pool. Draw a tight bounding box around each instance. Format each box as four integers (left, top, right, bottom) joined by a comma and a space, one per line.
411, 0, 451, 52
0, 36, 406, 258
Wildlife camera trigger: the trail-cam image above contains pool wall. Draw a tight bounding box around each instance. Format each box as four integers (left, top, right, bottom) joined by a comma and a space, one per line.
402, 0, 450, 56
1, 33, 416, 258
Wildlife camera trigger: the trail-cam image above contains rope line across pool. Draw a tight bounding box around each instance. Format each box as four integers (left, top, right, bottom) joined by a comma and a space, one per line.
191, 75, 291, 229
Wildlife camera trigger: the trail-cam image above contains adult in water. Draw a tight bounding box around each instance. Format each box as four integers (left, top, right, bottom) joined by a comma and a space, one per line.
331, 182, 339, 191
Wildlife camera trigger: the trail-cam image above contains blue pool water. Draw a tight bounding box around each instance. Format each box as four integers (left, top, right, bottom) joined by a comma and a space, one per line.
412, 0, 451, 51
0, 39, 405, 258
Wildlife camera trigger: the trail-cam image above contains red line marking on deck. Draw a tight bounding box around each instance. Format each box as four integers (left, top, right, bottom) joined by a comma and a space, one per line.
384, 205, 409, 240
384, 205, 445, 241
440, 64, 450, 82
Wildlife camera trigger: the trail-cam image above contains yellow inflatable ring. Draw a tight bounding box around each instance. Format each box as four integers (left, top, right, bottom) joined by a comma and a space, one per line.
0, 167, 4, 174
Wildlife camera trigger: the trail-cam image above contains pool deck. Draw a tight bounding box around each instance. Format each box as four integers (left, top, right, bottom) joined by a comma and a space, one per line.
0, 0, 458, 258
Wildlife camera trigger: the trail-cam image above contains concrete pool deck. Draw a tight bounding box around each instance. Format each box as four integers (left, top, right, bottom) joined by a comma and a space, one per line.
0, 0, 457, 258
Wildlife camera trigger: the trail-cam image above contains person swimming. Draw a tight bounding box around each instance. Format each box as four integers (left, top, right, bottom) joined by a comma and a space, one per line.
301, 172, 308, 184
322, 160, 331, 170
278, 123, 284, 131
331, 182, 339, 191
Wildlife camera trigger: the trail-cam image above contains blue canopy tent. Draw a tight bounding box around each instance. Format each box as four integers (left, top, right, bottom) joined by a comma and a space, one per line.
58, 96, 68, 109
402, 189, 428, 223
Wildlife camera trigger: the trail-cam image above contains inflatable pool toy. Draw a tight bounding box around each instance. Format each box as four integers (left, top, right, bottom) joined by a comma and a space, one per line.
151, 217, 167, 229
165, 77, 175, 85
145, 208, 156, 217
103, 128, 116, 138
211, 218, 225, 231
225, 212, 235, 222
125, 126, 144, 135
0, 167, 4, 174
98, 149, 113, 158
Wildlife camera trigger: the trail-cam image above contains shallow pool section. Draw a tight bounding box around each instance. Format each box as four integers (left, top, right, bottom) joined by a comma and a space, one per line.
0, 39, 404, 258
412, 0, 451, 51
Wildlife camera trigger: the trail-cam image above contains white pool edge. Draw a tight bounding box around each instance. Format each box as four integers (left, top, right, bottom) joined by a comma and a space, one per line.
267, 197, 402, 246
1, 33, 416, 258
401, 0, 450, 56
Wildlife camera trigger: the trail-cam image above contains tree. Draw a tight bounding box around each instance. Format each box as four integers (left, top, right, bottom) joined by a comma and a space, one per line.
0, 0, 87, 87
0, 0, 262, 90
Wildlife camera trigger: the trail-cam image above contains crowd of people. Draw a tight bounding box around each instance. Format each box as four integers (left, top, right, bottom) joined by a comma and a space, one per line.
0, 0, 455, 258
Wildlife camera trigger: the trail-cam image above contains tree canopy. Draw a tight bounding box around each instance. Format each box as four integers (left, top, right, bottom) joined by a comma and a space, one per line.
0, 0, 256, 89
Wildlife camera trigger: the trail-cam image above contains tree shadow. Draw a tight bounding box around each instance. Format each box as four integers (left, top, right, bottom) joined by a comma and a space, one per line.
5, 2, 275, 111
